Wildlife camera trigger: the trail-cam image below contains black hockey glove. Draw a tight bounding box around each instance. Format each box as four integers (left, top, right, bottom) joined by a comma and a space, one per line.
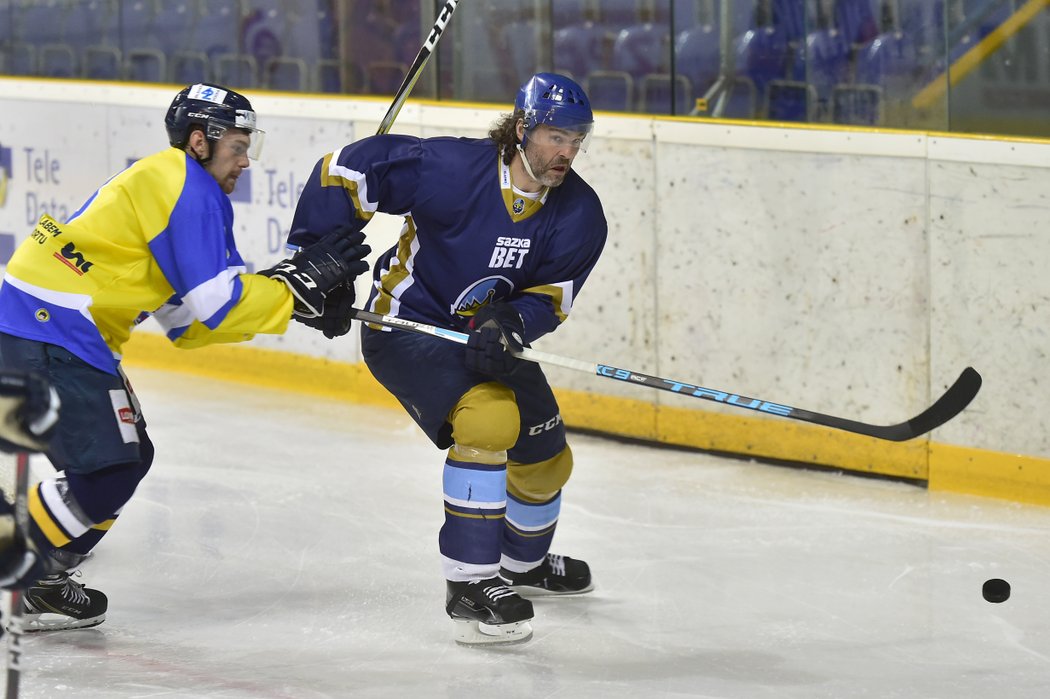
293, 279, 357, 339
0, 371, 60, 453
261, 229, 370, 318
465, 303, 526, 377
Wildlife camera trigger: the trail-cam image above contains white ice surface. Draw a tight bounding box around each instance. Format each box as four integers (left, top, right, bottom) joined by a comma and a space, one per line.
7, 368, 1050, 698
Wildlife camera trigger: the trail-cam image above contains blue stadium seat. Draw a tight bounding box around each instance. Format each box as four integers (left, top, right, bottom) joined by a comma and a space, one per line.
599, 0, 640, 29
585, 70, 634, 112
216, 53, 259, 89
366, 60, 408, 95
469, 68, 506, 103
243, 1, 328, 92
771, 0, 808, 44
553, 0, 588, 28
112, 0, 160, 78
265, 56, 307, 91
315, 58, 341, 93
39, 43, 78, 77
314, 59, 363, 94
118, 0, 158, 50
831, 83, 882, 125
653, 0, 702, 30
392, 18, 421, 66
500, 19, 540, 87
765, 79, 817, 121
170, 50, 209, 84
152, 0, 196, 57
125, 48, 166, 83
553, 21, 609, 80
82, 44, 122, 80
675, 23, 720, 98
804, 28, 852, 111
11, 0, 64, 75
639, 73, 693, 115
193, 0, 242, 63
349, 5, 397, 89
734, 26, 790, 99
6, 42, 35, 76
610, 22, 671, 80
63, 0, 110, 58
834, 0, 880, 46
898, 0, 945, 52
854, 31, 920, 92
720, 75, 759, 118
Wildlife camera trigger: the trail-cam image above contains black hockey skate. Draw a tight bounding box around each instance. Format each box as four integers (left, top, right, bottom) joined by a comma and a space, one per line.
500, 554, 594, 597
22, 571, 107, 632
446, 578, 534, 645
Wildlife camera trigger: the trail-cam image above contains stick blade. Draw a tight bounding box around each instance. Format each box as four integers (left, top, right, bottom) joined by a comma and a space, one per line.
880, 366, 983, 441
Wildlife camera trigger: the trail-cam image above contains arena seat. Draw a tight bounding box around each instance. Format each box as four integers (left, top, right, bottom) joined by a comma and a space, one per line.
265, 56, 308, 91
804, 28, 852, 113
765, 79, 817, 121
585, 70, 633, 112
831, 83, 883, 125
82, 44, 122, 80
125, 48, 166, 83
734, 26, 790, 100
675, 23, 721, 99
854, 31, 919, 91
553, 21, 610, 81
834, 0, 880, 46
639, 73, 693, 115
216, 53, 260, 89
610, 22, 670, 80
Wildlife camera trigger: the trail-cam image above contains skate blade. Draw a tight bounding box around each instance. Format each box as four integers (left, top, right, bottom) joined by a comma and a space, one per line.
20, 613, 105, 633
452, 619, 533, 646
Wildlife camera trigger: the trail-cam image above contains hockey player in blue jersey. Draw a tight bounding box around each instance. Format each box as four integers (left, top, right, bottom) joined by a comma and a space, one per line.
287, 73, 607, 644
0, 84, 370, 631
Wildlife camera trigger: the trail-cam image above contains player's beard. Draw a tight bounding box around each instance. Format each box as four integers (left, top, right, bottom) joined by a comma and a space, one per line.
524, 144, 572, 188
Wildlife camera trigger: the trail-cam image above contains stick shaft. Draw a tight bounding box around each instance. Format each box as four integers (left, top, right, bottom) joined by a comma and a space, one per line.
350, 309, 980, 441
376, 0, 462, 136
5, 451, 29, 699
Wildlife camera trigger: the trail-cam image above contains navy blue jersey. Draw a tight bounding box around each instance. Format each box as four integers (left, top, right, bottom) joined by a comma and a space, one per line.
288, 135, 607, 343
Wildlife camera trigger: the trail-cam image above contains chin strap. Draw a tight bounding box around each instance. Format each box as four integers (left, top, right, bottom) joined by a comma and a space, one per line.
515, 138, 540, 184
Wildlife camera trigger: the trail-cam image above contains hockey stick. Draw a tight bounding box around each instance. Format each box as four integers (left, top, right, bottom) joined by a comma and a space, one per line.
349, 308, 981, 442
376, 0, 462, 136
5, 452, 29, 699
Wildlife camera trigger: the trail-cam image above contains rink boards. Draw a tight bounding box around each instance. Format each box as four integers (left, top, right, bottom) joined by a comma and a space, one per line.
2, 78, 1049, 505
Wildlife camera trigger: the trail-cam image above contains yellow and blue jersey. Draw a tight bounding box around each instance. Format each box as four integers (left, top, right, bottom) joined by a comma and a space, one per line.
288, 135, 608, 344
0, 147, 293, 375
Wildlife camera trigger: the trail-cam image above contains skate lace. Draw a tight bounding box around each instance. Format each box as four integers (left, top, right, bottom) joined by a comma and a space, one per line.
546, 554, 566, 577
480, 583, 517, 602
60, 572, 89, 605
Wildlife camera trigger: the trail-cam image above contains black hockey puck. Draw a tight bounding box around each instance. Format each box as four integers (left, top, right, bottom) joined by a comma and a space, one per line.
982, 578, 1010, 603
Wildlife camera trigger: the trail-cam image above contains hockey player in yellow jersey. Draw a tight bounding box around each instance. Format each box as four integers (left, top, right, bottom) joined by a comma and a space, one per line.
0, 84, 370, 631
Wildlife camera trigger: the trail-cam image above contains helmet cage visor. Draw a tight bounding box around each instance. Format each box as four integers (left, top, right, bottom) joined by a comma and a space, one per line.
522, 109, 594, 153
204, 110, 265, 160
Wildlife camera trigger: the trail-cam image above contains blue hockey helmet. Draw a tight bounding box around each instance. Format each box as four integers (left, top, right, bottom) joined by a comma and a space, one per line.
514, 72, 594, 151
165, 83, 264, 159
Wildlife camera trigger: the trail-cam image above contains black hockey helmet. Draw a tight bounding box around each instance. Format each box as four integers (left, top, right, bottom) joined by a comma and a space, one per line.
165, 83, 264, 159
